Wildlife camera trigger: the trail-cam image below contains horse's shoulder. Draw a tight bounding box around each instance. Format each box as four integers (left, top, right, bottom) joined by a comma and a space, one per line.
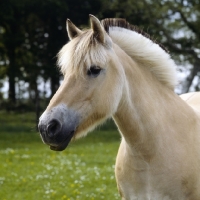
180, 92, 200, 113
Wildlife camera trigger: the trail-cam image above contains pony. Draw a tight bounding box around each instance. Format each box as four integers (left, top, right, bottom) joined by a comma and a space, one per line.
38, 15, 200, 200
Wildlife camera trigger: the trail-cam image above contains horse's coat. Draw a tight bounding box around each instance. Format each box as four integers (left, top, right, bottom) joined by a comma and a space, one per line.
38, 15, 200, 200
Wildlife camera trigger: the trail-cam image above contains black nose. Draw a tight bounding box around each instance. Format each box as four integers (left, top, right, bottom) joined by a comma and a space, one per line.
46, 119, 62, 138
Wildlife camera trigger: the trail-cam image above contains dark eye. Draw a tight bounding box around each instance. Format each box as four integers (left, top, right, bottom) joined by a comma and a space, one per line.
87, 65, 102, 77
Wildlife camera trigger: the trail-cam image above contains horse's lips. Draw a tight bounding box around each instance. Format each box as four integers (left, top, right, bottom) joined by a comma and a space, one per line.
49, 131, 75, 151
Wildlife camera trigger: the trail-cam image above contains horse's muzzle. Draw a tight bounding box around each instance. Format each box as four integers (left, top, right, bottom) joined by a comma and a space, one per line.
38, 104, 79, 151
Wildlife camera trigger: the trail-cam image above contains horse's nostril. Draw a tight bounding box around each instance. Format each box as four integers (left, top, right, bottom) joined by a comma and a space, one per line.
47, 119, 62, 138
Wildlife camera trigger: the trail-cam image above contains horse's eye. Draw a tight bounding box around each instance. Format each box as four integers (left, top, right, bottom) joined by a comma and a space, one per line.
87, 65, 102, 77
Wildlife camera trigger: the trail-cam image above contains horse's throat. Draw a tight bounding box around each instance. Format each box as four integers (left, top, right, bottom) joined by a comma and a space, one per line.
113, 84, 173, 159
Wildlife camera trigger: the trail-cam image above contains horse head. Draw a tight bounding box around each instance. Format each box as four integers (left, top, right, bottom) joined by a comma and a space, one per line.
38, 15, 124, 151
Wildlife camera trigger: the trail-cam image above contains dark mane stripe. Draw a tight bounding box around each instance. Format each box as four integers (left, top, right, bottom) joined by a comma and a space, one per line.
101, 18, 168, 52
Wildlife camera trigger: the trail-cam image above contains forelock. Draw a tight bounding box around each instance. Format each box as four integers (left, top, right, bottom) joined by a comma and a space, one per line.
57, 30, 109, 76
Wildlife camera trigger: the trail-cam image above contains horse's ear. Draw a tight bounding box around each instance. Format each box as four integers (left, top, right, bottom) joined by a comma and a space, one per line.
89, 14, 105, 44
66, 19, 83, 40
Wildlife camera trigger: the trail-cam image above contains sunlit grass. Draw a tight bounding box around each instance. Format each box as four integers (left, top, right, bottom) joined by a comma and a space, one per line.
0, 111, 121, 200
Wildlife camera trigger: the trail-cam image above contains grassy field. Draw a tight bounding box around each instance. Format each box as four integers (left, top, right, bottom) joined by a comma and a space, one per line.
0, 111, 121, 200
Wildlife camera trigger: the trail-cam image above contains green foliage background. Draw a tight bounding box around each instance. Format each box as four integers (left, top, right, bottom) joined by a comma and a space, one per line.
0, 0, 200, 111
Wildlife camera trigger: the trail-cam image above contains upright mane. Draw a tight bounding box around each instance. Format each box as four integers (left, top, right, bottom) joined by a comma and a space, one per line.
102, 18, 167, 52
101, 18, 178, 89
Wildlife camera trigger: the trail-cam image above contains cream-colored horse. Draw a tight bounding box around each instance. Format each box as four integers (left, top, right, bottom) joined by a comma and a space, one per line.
38, 15, 200, 200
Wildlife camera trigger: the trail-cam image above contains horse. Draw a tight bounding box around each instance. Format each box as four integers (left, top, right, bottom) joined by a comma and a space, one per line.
38, 15, 200, 200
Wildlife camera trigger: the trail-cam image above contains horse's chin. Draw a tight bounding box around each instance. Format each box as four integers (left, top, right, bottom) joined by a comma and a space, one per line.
49, 131, 74, 151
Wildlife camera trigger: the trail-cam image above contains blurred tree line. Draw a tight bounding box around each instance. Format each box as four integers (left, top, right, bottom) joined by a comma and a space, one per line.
0, 0, 199, 115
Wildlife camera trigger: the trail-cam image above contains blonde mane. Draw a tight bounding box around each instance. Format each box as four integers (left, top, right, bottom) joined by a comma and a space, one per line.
101, 18, 178, 89
58, 18, 177, 89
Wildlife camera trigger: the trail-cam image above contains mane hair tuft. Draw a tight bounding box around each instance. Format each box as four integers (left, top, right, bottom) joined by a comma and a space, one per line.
101, 18, 168, 53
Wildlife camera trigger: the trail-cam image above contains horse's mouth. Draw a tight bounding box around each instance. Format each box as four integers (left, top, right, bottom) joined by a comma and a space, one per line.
49, 131, 75, 151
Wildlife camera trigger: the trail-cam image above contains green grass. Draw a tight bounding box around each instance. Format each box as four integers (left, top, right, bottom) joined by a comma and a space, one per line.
0, 111, 121, 200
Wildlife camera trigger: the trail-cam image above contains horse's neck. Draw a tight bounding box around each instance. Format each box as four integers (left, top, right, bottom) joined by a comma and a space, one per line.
112, 46, 190, 159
